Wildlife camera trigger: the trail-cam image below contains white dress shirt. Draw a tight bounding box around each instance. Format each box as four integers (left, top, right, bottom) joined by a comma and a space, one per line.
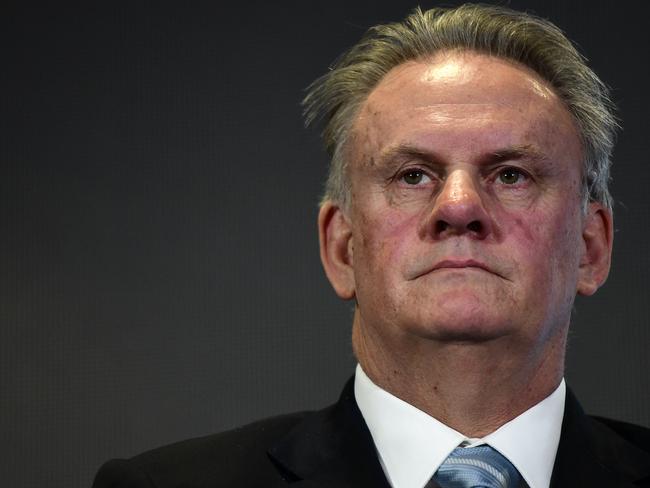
354, 364, 565, 488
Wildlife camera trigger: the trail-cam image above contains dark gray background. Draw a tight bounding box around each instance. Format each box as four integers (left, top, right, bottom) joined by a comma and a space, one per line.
2, 1, 648, 487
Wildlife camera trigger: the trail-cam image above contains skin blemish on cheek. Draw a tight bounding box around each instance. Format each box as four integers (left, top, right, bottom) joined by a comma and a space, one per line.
357, 203, 421, 261
383, 186, 421, 209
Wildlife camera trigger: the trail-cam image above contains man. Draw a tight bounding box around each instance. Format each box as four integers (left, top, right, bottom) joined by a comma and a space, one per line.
93, 4, 650, 487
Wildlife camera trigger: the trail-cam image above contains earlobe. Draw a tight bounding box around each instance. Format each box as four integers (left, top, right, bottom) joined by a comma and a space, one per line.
577, 203, 613, 296
318, 201, 356, 300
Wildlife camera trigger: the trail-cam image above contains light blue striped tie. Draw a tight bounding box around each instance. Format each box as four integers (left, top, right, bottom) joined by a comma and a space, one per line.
432, 445, 521, 488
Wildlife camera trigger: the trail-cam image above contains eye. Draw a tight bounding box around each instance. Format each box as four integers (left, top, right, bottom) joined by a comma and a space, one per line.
400, 169, 431, 185
497, 167, 527, 185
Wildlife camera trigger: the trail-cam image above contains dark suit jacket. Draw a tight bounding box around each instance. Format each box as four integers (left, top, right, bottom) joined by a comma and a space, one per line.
93, 377, 650, 487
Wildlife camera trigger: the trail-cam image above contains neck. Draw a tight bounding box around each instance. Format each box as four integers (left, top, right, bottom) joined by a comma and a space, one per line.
352, 312, 567, 438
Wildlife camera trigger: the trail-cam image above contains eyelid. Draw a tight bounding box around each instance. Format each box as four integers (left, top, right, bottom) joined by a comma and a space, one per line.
490, 165, 534, 188
396, 161, 441, 178
388, 162, 536, 187
395, 165, 437, 184
491, 164, 532, 179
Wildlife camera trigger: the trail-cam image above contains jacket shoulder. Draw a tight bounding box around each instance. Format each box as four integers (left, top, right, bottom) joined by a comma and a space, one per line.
93, 411, 310, 488
589, 415, 650, 454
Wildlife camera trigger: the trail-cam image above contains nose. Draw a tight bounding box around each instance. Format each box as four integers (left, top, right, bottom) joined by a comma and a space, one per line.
425, 169, 492, 240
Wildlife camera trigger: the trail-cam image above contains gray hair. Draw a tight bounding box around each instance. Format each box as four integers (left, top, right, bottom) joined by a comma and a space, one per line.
303, 4, 618, 211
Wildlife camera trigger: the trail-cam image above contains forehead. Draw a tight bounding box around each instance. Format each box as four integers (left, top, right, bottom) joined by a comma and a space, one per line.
349, 51, 581, 164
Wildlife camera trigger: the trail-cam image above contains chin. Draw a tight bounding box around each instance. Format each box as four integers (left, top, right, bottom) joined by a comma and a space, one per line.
423, 323, 511, 343
361, 282, 520, 342
403, 316, 511, 343
403, 296, 515, 343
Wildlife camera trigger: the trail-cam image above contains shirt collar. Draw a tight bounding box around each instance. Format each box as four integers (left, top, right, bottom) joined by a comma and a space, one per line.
354, 363, 565, 488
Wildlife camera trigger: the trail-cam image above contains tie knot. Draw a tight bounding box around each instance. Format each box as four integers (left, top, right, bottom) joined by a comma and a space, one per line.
433, 445, 521, 488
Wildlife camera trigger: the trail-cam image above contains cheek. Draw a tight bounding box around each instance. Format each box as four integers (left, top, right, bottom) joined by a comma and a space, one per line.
504, 204, 582, 281
356, 207, 421, 268
510, 214, 536, 247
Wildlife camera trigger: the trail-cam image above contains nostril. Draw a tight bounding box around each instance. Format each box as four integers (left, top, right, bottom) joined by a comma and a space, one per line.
467, 220, 482, 233
436, 220, 449, 234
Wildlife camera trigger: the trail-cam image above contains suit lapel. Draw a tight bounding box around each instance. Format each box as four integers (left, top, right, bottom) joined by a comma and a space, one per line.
267, 377, 390, 488
551, 388, 650, 487
268, 380, 650, 488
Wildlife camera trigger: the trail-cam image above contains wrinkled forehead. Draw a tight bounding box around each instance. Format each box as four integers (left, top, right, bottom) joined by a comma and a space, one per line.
348, 51, 581, 165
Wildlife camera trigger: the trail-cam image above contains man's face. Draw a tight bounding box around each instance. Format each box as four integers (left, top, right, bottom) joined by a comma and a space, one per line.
321, 52, 611, 348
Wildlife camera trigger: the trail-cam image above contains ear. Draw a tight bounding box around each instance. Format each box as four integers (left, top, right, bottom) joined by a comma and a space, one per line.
318, 201, 356, 300
577, 202, 613, 296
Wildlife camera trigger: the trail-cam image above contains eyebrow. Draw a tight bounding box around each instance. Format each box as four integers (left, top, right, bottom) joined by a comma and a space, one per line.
375, 144, 441, 167
487, 144, 549, 164
375, 143, 549, 167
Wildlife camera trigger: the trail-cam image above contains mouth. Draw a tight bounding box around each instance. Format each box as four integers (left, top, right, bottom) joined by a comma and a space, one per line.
433, 259, 491, 272
412, 259, 509, 281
